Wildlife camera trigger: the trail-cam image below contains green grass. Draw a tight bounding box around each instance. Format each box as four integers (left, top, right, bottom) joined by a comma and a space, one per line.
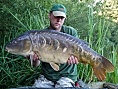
0, 0, 118, 88
79, 5, 118, 83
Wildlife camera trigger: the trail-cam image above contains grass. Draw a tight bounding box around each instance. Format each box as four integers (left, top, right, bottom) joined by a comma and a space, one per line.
82, 5, 118, 83
0, 0, 118, 88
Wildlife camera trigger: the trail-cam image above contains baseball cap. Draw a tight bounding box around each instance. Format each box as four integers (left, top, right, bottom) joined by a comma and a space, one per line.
50, 4, 67, 18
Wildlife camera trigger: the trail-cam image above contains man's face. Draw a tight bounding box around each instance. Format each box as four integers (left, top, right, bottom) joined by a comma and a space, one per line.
49, 12, 65, 30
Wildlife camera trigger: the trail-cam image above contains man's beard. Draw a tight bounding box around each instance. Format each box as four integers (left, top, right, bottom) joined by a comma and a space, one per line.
50, 23, 61, 30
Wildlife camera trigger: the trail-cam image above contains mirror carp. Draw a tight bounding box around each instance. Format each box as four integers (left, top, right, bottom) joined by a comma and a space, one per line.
5, 30, 114, 81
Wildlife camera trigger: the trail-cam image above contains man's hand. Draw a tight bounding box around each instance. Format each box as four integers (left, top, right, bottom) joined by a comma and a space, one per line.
26, 53, 40, 67
67, 55, 79, 65
33, 53, 39, 60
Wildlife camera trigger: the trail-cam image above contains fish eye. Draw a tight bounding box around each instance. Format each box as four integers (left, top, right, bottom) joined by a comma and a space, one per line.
12, 40, 17, 44
14, 41, 17, 43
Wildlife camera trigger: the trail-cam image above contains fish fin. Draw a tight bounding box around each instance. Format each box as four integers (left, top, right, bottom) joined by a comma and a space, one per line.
93, 56, 114, 81
80, 39, 89, 45
30, 55, 33, 66
93, 66, 106, 81
30, 54, 40, 67
50, 62, 59, 71
101, 56, 114, 72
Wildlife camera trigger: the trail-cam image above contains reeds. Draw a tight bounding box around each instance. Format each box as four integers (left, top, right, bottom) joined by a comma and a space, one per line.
77, 4, 118, 83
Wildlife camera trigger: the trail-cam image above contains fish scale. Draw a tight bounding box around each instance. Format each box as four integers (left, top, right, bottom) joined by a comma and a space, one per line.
5, 29, 114, 81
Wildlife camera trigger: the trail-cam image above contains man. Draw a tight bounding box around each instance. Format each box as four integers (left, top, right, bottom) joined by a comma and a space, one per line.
32, 4, 79, 88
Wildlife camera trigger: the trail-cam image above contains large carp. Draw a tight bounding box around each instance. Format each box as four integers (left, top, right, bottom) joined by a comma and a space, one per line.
5, 30, 114, 81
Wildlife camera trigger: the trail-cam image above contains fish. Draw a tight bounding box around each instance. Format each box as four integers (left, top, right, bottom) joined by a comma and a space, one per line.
5, 29, 114, 81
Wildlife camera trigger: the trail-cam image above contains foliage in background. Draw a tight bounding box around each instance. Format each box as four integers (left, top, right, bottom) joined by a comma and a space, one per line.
0, 0, 118, 88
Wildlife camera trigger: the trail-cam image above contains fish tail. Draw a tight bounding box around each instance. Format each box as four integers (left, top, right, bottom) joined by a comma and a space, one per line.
93, 56, 114, 81
101, 56, 114, 72
93, 65, 106, 81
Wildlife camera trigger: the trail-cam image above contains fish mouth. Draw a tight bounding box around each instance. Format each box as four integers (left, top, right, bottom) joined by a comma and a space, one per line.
5, 46, 17, 54
5, 46, 10, 52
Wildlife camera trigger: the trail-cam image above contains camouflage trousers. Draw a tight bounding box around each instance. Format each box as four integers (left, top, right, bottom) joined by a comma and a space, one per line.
32, 75, 75, 88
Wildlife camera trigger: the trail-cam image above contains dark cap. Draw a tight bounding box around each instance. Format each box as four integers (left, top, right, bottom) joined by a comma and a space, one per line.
50, 4, 67, 18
